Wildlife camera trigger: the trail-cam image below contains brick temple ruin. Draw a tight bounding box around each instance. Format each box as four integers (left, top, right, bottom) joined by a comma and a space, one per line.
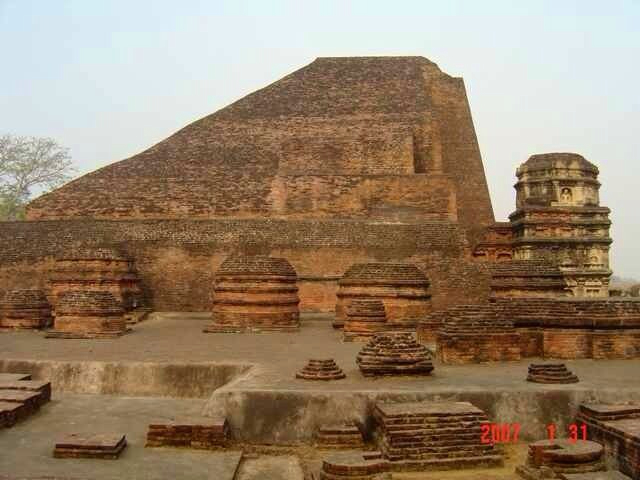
1, 56, 639, 479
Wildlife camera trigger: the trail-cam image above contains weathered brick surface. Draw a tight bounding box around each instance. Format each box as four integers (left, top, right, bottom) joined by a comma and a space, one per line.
356, 333, 434, 376
335, 263, 431, 329
316, 422, 364, 448
320, 451, 389, 479
0, 289, 52, 329
496, 298, 640, 359
577, 405, 640, 480
489, 260, 567, 298
47, 290, 127, 339
53, 433, 127, 459
0, 374, 50, 429
25, 57, 493, 236
434, 304, 521, 364
0, 219, 490, 312
146, 418, 229, 449
516, 439, 605, 479
343, 299, 389, 342
296, 359, 346, 381
1, 57, 496, 314
49, 248, 143, 314
373, 401, 503, 472
476, 153, 612, 298
526, 363, 579, 383
205, 255, 300, 333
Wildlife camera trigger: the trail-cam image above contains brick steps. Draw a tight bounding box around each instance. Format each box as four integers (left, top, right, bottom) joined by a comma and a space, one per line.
317, 422, 364, 448
0, 376, 50, 429
373, 401, 502, 472
577, 404, 640, 479
296, 359, 346, 381
357, 333, 434, 377
527, 363, 579, 384
319, 451, 389, 479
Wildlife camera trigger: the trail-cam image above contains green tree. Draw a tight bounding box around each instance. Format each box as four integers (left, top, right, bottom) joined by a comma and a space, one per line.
0, 134, 74, 220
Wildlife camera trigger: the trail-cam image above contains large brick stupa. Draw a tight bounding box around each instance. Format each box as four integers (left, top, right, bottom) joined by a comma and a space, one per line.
0, 57, 495, 312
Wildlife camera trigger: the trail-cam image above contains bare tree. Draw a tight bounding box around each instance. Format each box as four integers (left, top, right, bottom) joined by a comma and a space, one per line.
0, 134, 74, 220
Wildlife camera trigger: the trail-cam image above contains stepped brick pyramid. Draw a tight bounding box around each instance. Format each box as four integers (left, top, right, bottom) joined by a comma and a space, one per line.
0, 373, 51, 428
296, 359, 346, 381
516, 439, 605, 479
334, 263, 430, 329
343, 298, 389, 342
435, 304, 521, 364
146, 417, 229, 449
577, 404, 640, 479
489, 260, 567, 298
7, 57, 495, 314
319, 451, 389, 479
205, 255, 300, 333
49, 248, 143, 313
356, 332, 434, 377
527, 363, 579, 383
53, 433, 127, 459
373, 401, 503, 472
0, 289, 52, 329
46, 291, 127, 339
494, 298, 640, 359
316, 422, 365, 448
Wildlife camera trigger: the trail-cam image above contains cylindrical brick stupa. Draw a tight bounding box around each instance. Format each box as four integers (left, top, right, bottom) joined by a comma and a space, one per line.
205, 255, 300, 333
334, 263, 430, 329
0, 289, 52, 329
47, 290, 127, 338
49, 248, 142, 313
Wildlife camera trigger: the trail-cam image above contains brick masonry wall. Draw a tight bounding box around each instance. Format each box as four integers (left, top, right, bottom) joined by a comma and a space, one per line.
543, 329, 592, 359
591, 330, 640, 359
0, 219, 491, 312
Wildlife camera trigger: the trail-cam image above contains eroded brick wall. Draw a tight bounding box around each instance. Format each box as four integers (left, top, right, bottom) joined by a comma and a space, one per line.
0, 219, 491, 312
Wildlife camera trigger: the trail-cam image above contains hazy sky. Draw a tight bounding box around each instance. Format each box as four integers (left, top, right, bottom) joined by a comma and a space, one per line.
1, 1, 638, 277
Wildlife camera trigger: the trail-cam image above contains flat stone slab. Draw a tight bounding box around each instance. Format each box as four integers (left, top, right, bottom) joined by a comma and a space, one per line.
0, 373, 31, 382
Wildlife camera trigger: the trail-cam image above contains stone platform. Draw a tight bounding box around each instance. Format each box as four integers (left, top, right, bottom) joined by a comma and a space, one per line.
1, 313, 640, 450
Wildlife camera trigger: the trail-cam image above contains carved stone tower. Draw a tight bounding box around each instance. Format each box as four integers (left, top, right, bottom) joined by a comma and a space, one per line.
508, 153, 612, 297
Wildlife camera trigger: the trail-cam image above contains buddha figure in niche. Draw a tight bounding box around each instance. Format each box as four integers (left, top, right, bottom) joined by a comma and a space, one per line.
560, 187, 573, 204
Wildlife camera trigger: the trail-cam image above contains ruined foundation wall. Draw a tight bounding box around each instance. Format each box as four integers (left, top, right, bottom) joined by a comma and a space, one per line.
0, 219, 491, 312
